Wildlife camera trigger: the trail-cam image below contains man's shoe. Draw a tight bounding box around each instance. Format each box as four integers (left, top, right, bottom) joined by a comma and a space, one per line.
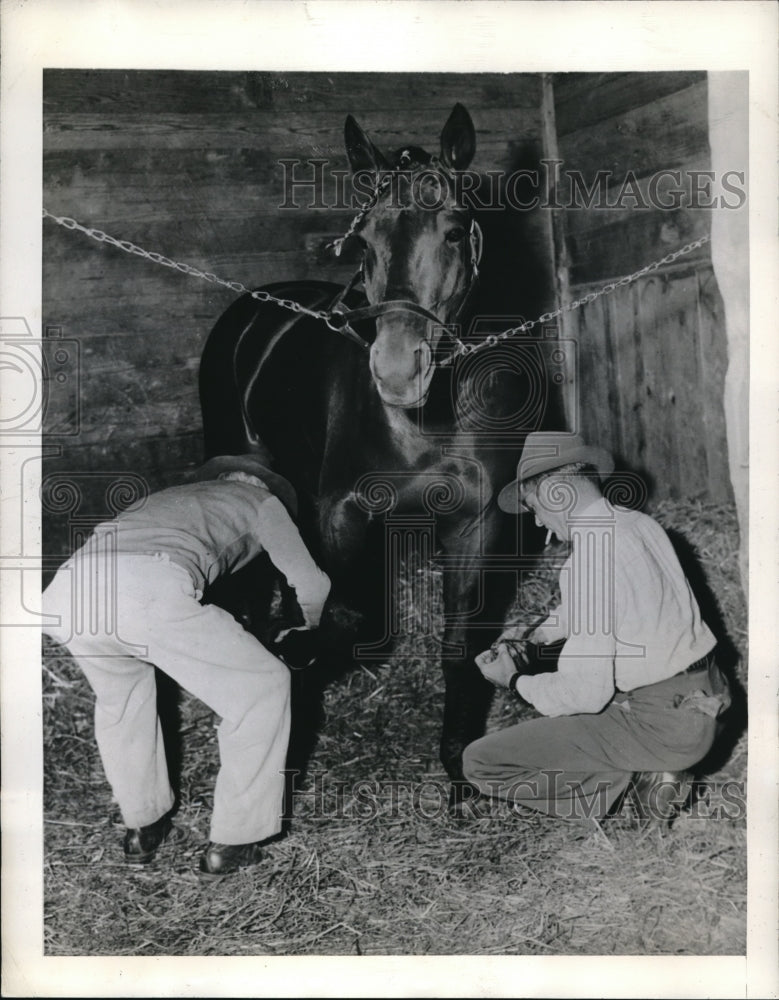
198, 841, 264, 879
123, 814, 176, 864
631, 770, 691, 826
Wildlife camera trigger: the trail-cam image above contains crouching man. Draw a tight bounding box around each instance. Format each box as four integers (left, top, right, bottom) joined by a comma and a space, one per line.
465, 432, 731, 825
42, 451, 330, 878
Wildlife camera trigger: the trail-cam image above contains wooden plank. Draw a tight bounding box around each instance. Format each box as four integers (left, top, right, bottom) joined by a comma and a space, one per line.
44, 69, 541, 115
571, 299, 616, 455
602, 287, 632, 467
611, 282, 646, 479
599, 292, 625, 462
557, 81, 710, 184
43, 210, 361, 257
554, 72, 706, 136
660, 272, 710, 499
42, 330, 205, 447
43, 244, 356, 326
695, 267, 732, 502
633, 276, 673, 496
42, 433, 205, 541
573, 273, 715, 501
54, 391, 201, 450
43, 107, 540, 155
539, 74, 576, 429
41, 431, 214, 566
43, 148, 284, 201
42, 431, 205, 482
567, 209, 711, 285
578, 282, 650, 493
563, 152, 716, 239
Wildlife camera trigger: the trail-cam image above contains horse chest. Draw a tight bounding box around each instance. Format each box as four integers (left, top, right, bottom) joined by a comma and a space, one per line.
383, 403, 438, 468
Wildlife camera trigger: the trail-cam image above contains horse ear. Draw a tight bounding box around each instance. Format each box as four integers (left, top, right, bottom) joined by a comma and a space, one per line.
344, 114, 389, 174
440, 103, 476, 170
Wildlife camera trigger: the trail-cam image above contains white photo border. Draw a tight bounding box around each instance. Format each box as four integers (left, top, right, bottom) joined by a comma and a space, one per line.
1, 2, 777, 997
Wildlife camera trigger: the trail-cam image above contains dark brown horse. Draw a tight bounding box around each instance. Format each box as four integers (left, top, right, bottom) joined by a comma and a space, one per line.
200, 104, 556, 810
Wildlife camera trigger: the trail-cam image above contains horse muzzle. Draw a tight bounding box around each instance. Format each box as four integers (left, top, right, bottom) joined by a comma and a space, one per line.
369, 329, 435, 408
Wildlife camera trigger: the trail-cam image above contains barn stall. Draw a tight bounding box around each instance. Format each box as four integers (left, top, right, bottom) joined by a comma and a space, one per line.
42, 71, 748, 955
41, 70, 745, 562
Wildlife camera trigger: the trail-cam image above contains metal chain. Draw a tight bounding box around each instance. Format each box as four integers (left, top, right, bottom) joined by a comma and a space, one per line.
326, 171, 394, 258
43, 208, 710, 361
326, 151, 454, 258
437, 233, 711, 366
41, 208, 336, 327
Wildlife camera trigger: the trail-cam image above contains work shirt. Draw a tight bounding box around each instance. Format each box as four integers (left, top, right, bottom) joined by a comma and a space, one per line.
516, 497, 716, 717
85, 480, 331, 628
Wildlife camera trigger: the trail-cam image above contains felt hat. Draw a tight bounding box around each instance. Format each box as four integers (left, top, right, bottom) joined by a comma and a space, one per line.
189, 448, 298, 518
498, 431, 614, 514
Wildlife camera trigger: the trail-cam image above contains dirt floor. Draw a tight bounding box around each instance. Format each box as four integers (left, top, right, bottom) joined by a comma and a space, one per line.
41, 498, 747, 956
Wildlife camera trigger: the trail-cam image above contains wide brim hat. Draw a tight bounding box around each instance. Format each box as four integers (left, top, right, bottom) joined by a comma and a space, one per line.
498, 431, 614, 514
189, 451, 298, 518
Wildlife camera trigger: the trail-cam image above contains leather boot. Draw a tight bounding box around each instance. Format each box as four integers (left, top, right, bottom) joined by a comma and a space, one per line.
198, 841, 264, 879
123, 814, 176, 864
631, 770, 691, 826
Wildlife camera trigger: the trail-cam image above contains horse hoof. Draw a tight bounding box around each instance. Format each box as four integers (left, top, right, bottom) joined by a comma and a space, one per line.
447, 782, 490, 819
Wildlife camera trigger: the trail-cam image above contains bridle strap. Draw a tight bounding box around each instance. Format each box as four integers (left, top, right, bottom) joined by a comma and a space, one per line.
332, 297, 449, 328
325, 193, 484, 353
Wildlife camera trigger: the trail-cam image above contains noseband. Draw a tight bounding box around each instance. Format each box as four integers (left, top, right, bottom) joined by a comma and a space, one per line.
326, 155, 483, 349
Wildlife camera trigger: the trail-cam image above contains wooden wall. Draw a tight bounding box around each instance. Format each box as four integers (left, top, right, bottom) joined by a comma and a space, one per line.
42, 69, 736, 561
551, 72, 733, 502
42, 70, 546, 556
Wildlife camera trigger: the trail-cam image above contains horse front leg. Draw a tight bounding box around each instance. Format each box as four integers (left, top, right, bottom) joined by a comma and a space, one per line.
439, 514, 515, 816
312, 489, 388, 674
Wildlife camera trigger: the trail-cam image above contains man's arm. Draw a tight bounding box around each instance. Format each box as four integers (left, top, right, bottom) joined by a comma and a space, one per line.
515, 525, 617, 716
257, 497, 331, 628
515, 636, 615, 716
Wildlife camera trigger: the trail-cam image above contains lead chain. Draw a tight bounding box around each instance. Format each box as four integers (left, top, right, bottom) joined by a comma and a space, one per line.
41, 209, 333, 324
438, 233, 711, 366
43, 208, 710, 361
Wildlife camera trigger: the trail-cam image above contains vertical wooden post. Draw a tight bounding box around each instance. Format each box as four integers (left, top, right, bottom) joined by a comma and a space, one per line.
540, 73, 577, 433
707, 72, 749, 596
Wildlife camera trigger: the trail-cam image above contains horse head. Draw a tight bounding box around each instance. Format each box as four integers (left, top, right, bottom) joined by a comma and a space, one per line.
342, 104, 479, 409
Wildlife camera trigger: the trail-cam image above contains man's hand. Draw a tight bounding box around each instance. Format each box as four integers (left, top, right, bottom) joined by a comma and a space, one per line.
275, 625, 308, 643
475, 644, 519, 689
271, 625, 320, 671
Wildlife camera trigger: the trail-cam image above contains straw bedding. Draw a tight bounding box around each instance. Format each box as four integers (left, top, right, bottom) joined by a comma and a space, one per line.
42, 498, 747, 956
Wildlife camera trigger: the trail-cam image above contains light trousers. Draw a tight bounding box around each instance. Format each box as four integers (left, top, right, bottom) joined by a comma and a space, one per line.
43, 549, 291, 844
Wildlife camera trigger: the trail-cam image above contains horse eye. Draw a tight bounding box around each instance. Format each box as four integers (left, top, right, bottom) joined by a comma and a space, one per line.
445, 226, 467, 243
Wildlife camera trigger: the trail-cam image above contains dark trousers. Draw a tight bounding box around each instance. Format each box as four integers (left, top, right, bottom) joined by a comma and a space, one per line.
463, 659, 729, 820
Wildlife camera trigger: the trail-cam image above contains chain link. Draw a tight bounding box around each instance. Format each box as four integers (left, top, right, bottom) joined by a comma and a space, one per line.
43, 208, 710, 362
326, 172, 394, 257
438, 233, 711, 366
41, 209, 334, 324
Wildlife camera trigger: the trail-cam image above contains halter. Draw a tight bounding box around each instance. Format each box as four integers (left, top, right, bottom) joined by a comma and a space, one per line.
325, 153, 483, 347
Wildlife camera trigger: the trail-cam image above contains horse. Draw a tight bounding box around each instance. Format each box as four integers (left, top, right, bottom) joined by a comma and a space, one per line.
199, 103, 556, 811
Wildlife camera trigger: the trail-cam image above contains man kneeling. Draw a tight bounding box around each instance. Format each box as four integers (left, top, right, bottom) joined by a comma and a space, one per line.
465, 432, 731, 826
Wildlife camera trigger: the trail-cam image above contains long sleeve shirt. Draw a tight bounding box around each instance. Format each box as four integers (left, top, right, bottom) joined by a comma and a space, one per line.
88, 480, 331, 628
516, 498, 715, 717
